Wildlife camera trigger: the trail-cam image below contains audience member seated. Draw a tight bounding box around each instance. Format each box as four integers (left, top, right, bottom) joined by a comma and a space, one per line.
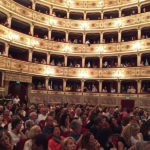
102, 86, 108, 93
80, 132, 102, 150
32, 134, 48, 150
43, 115, 54, 135
91, 84, 98, 93
62, 137, 76, 150
24, 125, 42, 150
0, 130, 14, 150
48, 125, 65, 150
9, 118, 26, 146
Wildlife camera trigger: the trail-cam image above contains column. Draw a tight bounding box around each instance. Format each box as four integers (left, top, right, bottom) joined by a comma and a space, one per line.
138, 27, 141, 40
45, 77, 49, 90
63, 79, 66, 91
32, 0, 36, 10
67, 10, 69, 19
83, 32, 86, 44
65, 55, 67, 66
118, 30, 121, 42
81, 80, 84, 92
119, 9, 122, 17
1, 72, 5, 87
118, 80, 121, 93
118, 55, 121, 67
66, 31, 68, 42
101, 12, 104, 20
5, 43, 9, 56
138, 5, 141, 14
50, 6, 53, 15
99, 80, 102, 93
48, 28, 51, 40
100, 32, 103, 43
137, 80, 141, 93
47, 52, 50, 64
84, 11, 86, 20
28, 49, 33, 62
100, 56, 103, 68
30, 23, 34, 36
82, 56, 85, 67
7, 14, 12, 27
137, 53, 141, 67
4, 81, 9, 96
27, 83, 32, 103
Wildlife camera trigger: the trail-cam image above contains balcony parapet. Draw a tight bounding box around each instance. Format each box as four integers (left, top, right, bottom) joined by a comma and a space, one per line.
0, 25, 150, 55
1, 55, 150, 79
1, 0, 150, 31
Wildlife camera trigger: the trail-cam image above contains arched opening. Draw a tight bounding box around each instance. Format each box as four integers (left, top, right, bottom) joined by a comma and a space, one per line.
34, 26, 48, 39
69, 32, 83, 44
51, 30, 66, 42
103, 56, 118, 68
103, 32, 118, 43
11, 18, 30, 34
102, 80, 117, 93
32, 51, 47, 64
121, 80, 137, 93
121, 55, 137, 67
84, 80, 99, 93
66, 79, 81, 92
86, 12, 101, 20
50, 54, 64, 66
52, 9, 67, 18
104, 10, 119, 19
67, 56, 82, 68
35, 3, 50, 15
69, 12, 83, 20
8, 46, 28, 61
48, 78, 63, 91
32, 76, 46, 90
121, 29, 138, 42
86, 33, 100, 44
122, 7, 138, 17
85, 57, 100, 68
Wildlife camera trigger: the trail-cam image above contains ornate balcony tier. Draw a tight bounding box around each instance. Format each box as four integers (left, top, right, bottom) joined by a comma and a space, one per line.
0, 55, 150, 79
1, 0, 150, 31
30, 90, 150, 109
0, 25, 150, 55
33, 0, 147, 10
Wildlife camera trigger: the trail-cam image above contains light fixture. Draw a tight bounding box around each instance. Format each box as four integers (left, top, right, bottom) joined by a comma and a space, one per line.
10, 33, 19, 40
81, 22, 89, 30
45, 68, 55, 75
115, 20, 122, 26
65, 45, 72, 52
114, 70, 124, 78
78, 70, 89, 78
31, 40, 39, 47
66, 0, 74, 7
98, 0, 104, 6
132, 42, 141, 50
50, 19, 57, 26
97, 46, 104, 52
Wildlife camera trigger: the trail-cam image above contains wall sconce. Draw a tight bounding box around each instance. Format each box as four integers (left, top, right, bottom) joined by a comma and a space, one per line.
78, 70, 89, 78
66, 0, 74, 7
81, 22, 89, 30
132, 42, 141, 50
98, 0, 104, 6
9, 33, 19, 41
45, 68, 55, 76
114, 20, 122, 27
31, 40, 39, 47
65, 45, 72, 52
97, 46, 104, 53
50, 19, 57, 26
114, 70, 124, 78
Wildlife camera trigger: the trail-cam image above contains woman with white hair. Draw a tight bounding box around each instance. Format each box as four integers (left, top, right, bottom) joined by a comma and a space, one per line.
23, 125, 42, 150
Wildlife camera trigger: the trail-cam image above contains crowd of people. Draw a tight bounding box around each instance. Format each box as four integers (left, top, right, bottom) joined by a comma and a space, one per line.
0, 97, 150, 150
